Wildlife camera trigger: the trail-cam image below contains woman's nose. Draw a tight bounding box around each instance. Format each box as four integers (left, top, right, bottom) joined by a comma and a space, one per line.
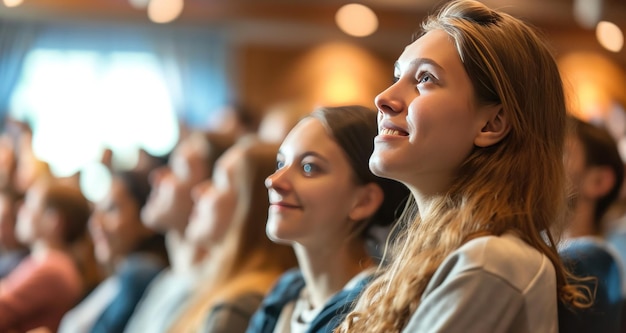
265, 167, 289, 192
265, 173, 276, 190
375, 82, 406, 116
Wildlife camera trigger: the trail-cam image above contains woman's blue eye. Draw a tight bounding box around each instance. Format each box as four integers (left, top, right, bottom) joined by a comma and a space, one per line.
276, 161, 285, 170
417, 72, 434, 84
303, 163, 313, 173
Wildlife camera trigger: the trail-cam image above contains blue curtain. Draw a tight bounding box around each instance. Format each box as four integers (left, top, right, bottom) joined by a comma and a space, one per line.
153, 27, 232, 129
0, 19, 40, 129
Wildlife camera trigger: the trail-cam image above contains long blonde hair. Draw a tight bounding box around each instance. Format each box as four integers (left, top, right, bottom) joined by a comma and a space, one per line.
337, 1, 589, 331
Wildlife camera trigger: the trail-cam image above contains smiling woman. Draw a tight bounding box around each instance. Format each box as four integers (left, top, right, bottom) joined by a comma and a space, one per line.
246, 105, 408, 333
337, 1, 592, 332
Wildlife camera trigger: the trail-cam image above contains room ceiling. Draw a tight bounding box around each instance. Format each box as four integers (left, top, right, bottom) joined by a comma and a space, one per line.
1, 0, 625, 57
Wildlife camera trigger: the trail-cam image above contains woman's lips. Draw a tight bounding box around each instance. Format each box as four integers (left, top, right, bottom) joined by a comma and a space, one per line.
380, 127, 409, 136
270, 202, 302, 210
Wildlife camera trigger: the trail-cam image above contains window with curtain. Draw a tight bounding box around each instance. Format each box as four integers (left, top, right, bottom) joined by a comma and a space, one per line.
9, 48, 179, 177
3, 22, 232, 180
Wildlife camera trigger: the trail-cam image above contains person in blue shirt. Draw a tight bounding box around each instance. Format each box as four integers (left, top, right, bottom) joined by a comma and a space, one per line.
58, 170, 168, 333
559, 116, 625, 333
246, 105, 409, 333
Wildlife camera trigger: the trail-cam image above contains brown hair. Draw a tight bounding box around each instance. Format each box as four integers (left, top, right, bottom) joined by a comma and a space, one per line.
338, 1, 589, 331
114, 170, 168, 262
309, 106, 409, 237
41, 180, 90, 244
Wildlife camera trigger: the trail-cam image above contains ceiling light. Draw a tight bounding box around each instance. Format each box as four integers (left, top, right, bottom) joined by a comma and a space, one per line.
596, 21, 624, 52
3, 0, 24, 7
573, 0, 603, 29
335, 3, 378, 37
129, 0, 151, 10
148, 0, 184, 24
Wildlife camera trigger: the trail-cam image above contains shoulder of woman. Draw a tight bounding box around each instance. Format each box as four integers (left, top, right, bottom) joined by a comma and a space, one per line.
434, 233, 554, 290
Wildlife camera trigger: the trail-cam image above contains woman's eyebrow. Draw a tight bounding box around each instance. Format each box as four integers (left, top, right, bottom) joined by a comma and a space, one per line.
395, 58, 445, 73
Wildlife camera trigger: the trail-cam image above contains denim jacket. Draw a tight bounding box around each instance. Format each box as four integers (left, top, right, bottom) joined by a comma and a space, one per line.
245, 268, 372, 333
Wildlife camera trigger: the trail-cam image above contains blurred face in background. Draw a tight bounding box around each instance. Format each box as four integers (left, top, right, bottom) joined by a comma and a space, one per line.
142, 138, 210, 234
186, 147, 240, 247
0, 135, 16, 191
89, 178, 152, 266
0, 193, 22, 250
564, 134, 587, 196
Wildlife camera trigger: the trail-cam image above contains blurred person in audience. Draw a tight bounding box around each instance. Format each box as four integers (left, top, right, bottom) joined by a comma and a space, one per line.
0, 178, 90, 332
167, 136, 297, 333
247, 105, 409, 333
0, 188, 27, 278
559, 117, 626, 332
124, 131, 234, 333
0, 133, 17, 191
58, 170, 168, 333
133, 148, 169, 176
600, 180, 626, 236
8, 121, 51, 196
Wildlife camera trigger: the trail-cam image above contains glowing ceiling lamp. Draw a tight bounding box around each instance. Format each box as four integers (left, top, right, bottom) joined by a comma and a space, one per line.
596, 21, 624, 53
335, 3, 378, 37
3, 0, 24, 7
129, 0, 150, 10
574, 0, 603, 29
148, 0, 184, 24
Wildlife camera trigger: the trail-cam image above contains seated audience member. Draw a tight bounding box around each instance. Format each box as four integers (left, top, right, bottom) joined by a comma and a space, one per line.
0, 130, 18, 194
0, 188, 28, 278
333, 2, 589, 332
559, 116, 626, 333
0, 179, 90, 332
124, 131, 234, 333
12, 123, 52, 196
246, 105, 409, 333
167, 136, 297, 333
58, 170, 168, 333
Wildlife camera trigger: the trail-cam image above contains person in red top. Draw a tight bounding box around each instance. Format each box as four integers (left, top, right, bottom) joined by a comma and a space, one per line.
0, 178, 90, 332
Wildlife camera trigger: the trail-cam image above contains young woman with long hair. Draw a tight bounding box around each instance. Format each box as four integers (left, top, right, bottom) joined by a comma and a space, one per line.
337, 1, 590, 332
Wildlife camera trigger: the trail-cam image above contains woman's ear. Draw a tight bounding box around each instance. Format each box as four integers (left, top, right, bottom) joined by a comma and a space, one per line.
349, 183, 384, 222
474, 104, 511, 148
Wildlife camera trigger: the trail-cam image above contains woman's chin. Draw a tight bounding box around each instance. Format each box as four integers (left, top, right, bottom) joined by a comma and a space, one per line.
265, 224, 293, 245
369, 155, 394, 179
